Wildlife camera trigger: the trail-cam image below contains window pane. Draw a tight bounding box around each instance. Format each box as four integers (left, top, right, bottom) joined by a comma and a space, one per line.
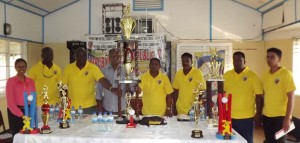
0, 54, 6, 66
0, 66, 6, 80
0, 80, 6, 93
9, 42, 21, 55
0, 39, 6, 53
9, 54, 21, 67
10, 66, 17, 77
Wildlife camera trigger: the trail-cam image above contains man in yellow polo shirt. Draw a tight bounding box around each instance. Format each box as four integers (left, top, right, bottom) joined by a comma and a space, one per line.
137, 58, 173, 117
29, 47, 61, 106
172, 52, 205, 115
262, 48, 296, 143
62, 47, 116, 114
224, 51, 263, 143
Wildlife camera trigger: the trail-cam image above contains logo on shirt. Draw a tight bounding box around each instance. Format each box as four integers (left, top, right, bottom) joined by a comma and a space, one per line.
84, 71, 89, 76
189, 77, 193, 82
54, 70, 57, 75
157, 80, 161, 85
275, 78, 280, 84
243, 76, 247, 81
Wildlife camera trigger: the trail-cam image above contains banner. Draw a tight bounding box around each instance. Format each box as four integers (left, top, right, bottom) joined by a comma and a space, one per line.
86, 34, 169, 76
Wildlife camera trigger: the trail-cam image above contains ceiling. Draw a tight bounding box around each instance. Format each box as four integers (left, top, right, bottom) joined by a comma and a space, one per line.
232, 0, 288, 13
0, 0, 289, 17
0, 0, 79, 17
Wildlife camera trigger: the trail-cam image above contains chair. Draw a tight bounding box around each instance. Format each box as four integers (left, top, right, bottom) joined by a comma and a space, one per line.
0, 110, 13, 143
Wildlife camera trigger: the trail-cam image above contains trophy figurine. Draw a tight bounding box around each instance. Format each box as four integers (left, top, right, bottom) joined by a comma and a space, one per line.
40, 85, 52, 134
191, 81, 205, 138
124, 62, 132, 80
58, 82, 70, 129
125, 92, 133, 120
121, 4, 136, 40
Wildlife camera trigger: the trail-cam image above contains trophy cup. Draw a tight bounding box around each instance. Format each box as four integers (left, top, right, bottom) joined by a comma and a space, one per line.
191, 81, 205, 138
121, 4, 136, 40
40, 85, 52, 134
58, 82, 70, 129
205, 47, 225, 118
208, 103, 218, 129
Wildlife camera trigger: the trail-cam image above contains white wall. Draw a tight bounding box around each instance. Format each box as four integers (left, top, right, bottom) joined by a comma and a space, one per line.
0, 3, 4, 35
0, 3, 42, 43
212, 0, 262, 40
263, 0, 300, 40
45, 0, 262, 43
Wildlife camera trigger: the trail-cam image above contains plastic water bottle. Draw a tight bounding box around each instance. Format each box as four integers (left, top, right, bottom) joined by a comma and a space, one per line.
97, 112, 103, 131
49, 105, 54, 121
189, 108, 195, 125
78, 106, 83, 122
107, 111, 114, 131
102, 112, 108, 132
91, 112, 98, 131
70, 106, 76, 124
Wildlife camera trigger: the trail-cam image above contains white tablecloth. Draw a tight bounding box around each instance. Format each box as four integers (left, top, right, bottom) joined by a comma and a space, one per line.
14, 116, 247, 143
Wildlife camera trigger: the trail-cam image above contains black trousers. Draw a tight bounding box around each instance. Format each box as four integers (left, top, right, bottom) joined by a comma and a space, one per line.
263, 115, 286, 143
7, 107, 24, 136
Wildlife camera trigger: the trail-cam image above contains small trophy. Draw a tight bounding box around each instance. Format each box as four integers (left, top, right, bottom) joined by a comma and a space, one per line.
121, 4, 136, 40
40, 85, 52, 134
125, 92, 133, 120
208, 103, 218, 129
20, 92, 39, 134
191, 81, 205, 138
58, 82, 70, 129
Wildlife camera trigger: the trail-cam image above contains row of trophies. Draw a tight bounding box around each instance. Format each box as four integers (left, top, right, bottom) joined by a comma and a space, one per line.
20, 82, 75, 134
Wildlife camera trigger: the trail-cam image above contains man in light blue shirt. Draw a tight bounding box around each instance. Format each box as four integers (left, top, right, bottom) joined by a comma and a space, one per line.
96, 48, 127, 113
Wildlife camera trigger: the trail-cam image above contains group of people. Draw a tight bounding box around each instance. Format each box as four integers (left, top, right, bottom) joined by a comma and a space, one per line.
5, 46, 295, 143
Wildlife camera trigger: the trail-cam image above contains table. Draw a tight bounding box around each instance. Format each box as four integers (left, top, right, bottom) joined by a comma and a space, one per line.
14, 116, 247, 143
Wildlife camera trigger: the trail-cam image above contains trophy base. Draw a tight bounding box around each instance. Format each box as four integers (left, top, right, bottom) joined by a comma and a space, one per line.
191, 130, 203, 138
20, 128, 40, 134
116, 116, 139, 124
41, 126, 52, 134
59, 122, 70, 129
216, 132, 236, 140
126, 123, 137, 128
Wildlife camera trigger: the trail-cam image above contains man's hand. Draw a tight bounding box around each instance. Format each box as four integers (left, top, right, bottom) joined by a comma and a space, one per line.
282, 117, 291, 132
110, 87, 122, 96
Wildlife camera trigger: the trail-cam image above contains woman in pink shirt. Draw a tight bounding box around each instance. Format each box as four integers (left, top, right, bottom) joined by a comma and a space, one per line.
6, 58, 36, 136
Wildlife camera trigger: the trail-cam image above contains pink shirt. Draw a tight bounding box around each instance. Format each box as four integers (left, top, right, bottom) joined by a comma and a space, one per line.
6, 76, 36, 117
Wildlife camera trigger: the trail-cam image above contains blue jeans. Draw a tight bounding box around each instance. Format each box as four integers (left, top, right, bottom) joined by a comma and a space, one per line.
232, 118, 254, 143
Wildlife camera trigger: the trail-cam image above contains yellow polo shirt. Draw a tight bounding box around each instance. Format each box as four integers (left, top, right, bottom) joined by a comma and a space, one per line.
139, 71, 174, 116
62, 61, 104, 109
172, 67, 205, 114
224, 67, 263, 119
262, 67, 296, 117
28, 61, 61, 106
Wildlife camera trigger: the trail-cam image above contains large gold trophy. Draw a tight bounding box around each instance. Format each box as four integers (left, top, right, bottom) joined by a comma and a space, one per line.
121, 4, 136, 40
58, 82, 70, 129
40, 85, 52, 134
191, 81, 205, 138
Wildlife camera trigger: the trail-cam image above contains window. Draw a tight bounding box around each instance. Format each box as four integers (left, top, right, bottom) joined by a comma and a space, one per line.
293, 39, 300, 95
0, 39, 26, 95
133, 0, 164, 11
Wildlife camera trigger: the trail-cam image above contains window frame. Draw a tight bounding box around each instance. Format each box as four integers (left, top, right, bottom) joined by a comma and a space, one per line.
0, 38, 27, 97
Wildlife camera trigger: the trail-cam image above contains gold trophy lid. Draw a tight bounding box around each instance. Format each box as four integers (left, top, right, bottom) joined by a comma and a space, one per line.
120, 4, 136, 41
205, 48, 224, 81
